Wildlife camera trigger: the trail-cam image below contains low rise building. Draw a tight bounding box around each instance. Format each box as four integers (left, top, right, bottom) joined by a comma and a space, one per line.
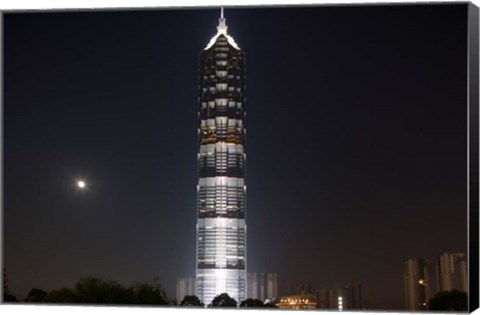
276, 293, 317, 310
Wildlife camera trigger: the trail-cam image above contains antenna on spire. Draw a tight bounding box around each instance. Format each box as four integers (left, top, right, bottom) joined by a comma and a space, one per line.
217, 7, 228, 34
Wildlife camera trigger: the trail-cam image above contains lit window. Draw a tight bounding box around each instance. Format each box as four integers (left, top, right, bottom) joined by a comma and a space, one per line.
216, 83, 228, 91
215, 98, 228, 106
216, 70, 228, 78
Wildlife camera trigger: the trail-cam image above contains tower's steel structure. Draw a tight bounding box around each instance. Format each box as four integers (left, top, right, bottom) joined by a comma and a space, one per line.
195, 10, 247, 305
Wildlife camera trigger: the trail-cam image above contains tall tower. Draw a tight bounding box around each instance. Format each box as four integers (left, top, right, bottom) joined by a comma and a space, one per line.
195, 9, 247, 305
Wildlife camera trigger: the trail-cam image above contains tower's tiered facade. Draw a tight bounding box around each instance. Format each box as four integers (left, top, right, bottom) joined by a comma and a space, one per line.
195, 12, 247, 305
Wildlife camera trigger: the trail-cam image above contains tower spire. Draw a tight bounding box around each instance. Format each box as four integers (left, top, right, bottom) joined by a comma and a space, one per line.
205, 7, 239, 50
217, 7, 228, 34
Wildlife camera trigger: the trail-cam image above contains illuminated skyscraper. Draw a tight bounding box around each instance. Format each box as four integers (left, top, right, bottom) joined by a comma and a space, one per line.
195, 9, 247, 305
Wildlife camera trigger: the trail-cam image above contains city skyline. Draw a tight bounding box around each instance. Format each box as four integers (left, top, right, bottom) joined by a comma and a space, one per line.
3, 4, 470, 310
403, 253, 469, 311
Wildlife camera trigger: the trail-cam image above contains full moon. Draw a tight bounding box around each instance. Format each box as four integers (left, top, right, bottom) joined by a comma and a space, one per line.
77, 180, 86, 189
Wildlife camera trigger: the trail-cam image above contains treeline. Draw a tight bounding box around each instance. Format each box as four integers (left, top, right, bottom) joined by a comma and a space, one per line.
428, 290, 468, 311
180, 292, 276, 308
6, 275, 171, 305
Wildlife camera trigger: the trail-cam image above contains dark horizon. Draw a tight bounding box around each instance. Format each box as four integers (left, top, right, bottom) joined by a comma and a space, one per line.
3, 4, 468, 310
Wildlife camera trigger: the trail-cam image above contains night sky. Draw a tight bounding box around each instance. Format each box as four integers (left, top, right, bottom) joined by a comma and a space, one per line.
4, 4, 468, 310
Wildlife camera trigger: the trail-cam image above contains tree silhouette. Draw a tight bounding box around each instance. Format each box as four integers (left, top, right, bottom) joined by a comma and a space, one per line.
209, 293, 237, 307
24, 288, 47, 302
180, 295, 204, 306
264, 301, 277, 308
3, 268, 18, 302
130, 279, 169, 305
44, 288, 76, 303
74, 276, 126, 304
428, 290, 468, 311
239, 298, 264, 308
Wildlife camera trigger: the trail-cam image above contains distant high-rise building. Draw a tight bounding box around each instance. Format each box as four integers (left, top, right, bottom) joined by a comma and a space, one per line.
332, 287, 347, 311
404, 259, 432, 310
195, 8, 247, 306
247, 272, 258, 299
315, 288, 332, 309
176, 277, 196, 304
314, 283, 363, 310
246, 272, 278, 301
344, 282, 363, 310
455, 258, 468, 293
267, 273, 278, 299
259, 273, 266, 301
436, 253, 468, 293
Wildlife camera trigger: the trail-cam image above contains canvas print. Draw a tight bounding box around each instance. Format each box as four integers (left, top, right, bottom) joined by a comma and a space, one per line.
2, 3, 478, 312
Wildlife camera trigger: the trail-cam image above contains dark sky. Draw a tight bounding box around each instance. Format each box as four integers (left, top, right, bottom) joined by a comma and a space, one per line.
4, 4, 468, 310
